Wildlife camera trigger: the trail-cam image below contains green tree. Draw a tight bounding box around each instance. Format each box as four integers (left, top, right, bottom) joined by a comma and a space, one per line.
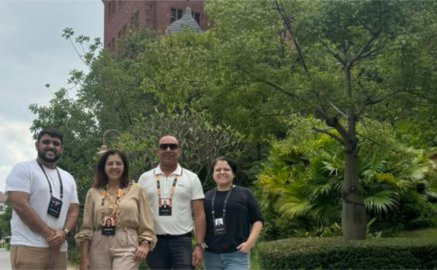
205, 0, 437, 239
257, 116, 437, 240
113, 108, 244, 189
0, 201, 12, 242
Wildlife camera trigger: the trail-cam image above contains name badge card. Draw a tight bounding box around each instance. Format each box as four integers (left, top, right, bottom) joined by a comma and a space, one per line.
47, 196, 63, 218
214, 218, 226, 235
159, 198, 172, 216
101, 217, 116, 236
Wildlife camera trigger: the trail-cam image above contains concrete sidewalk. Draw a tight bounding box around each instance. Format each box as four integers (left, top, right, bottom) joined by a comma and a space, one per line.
0, 248, 12, 270
0, 247, 78, 270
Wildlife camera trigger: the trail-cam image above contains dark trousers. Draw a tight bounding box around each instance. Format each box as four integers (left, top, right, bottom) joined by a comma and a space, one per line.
147, 234, 193, 270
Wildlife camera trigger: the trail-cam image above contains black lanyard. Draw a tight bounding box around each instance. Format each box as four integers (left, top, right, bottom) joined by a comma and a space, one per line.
211, 186, 234, 221
37, 160, 63, 200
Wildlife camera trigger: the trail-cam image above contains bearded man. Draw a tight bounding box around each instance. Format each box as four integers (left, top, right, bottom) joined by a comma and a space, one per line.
5, 128, 79, 270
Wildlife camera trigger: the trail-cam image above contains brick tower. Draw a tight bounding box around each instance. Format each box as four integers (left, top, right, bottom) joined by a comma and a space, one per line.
102, 0, 207, 49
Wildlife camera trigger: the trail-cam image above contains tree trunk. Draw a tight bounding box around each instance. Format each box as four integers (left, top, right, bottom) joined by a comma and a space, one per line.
341, 64, 367, 240
341, 136, 367, 240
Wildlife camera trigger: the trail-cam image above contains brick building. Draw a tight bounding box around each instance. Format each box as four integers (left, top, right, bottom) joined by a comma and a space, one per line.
102, 0, 207, 50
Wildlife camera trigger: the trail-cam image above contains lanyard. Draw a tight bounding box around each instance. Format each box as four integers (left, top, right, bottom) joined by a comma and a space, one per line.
154, 169, 182, 205
37, 160, 63, 199
100, 186, 125, 219
211, 186, 234, 222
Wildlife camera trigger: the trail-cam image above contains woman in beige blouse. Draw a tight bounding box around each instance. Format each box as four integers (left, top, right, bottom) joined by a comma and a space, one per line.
75, 149, 156, 270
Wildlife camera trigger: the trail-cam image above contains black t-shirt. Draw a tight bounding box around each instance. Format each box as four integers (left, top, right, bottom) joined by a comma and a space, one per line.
204, 185, 264, 253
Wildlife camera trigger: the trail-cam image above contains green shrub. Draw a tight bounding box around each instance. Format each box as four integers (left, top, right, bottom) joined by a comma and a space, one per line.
256, 116, 437, 240
255, 237, 437, 269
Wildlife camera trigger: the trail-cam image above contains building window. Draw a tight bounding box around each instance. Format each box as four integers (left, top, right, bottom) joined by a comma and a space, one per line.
194, 12, 200, 24
130, 10, 140, 29
170, 8, 183, 23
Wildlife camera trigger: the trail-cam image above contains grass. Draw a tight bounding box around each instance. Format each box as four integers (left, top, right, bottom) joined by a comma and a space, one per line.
395, 227, 437, 238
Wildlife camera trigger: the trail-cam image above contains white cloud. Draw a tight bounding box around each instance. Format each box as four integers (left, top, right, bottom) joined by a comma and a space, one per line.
0, 0, 103, 191
0, 117, 35, 191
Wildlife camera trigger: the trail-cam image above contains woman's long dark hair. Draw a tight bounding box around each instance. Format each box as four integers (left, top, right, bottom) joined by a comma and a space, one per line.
93, 149, 130, 189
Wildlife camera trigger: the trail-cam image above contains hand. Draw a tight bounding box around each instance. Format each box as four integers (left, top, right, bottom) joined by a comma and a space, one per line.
134, 244, 149, 262
80, 256, 89, 270
237, 242, 252, 253
46, 229, 66, 250
192, 245, 203, 267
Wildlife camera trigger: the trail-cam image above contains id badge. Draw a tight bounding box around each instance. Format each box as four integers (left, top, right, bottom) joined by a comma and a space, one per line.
101, 217, 116, 236
47, 196, 63, 218
214, 218, 226, 235
159, 198, 172, 216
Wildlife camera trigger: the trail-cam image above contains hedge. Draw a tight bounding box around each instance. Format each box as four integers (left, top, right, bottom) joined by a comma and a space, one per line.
255, 237, 437, 269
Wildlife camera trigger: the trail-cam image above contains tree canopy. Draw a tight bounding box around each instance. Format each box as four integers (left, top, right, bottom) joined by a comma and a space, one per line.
29, 0, 437, 241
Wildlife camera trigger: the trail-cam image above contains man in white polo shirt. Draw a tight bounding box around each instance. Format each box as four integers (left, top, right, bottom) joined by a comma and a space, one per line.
139, 135, 206, 269
5, 128, 79, 270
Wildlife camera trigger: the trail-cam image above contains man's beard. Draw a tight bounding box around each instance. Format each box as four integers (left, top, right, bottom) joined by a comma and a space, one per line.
38, 150, 61, 163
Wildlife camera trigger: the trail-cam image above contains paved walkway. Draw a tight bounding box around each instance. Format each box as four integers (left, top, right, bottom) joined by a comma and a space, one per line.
0, 248, 12, 270
0, 247, 78, 270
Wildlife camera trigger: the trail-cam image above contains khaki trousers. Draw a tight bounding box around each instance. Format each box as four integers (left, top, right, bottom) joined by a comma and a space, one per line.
10, 245, 67, 270
89, 228, 140, 270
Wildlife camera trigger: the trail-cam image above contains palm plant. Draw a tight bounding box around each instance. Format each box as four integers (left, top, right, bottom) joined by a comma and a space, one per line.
256, 116, 437, 239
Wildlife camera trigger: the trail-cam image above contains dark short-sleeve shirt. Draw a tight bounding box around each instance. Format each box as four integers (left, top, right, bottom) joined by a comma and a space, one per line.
204, 185, 264, 253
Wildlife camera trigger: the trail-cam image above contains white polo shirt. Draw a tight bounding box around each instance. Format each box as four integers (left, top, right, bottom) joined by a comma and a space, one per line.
138, 164, 204, 235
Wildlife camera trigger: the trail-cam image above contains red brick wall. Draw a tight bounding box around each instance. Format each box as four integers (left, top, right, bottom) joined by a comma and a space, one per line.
102, 0, 207, 49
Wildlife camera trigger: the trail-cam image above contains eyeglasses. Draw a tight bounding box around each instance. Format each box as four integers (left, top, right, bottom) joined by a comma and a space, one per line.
159, 144, 178, 151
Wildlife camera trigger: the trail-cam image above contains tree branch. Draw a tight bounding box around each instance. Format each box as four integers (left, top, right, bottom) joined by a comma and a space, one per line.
321, 40, 346, 65
235, 64, 297, 99
313, 127, 344, 144
274, 0, 311, 77
350, 31, 380, 65
315, 106, 350, 141
328, 101, 348, 119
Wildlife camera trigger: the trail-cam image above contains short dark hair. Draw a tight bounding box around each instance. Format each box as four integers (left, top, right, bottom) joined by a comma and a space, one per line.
37, 128, 64, 144
93, 149, 130, 189
211, 157, 237, 175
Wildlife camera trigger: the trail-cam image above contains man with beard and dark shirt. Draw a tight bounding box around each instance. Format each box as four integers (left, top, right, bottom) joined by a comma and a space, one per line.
5, 128, 79, 270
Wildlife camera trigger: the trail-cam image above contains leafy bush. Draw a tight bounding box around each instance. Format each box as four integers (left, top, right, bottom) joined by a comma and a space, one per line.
256, 115, 437, 240
255, 237, 437, 269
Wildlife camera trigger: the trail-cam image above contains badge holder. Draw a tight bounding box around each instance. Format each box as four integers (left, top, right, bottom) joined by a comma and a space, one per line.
214, 218, 226, 235
47, 196, 63, 218
159, 198, 172, 216
101, 217, 116, 236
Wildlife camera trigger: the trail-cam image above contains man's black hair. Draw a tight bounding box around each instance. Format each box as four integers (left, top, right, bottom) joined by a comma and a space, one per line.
37, 128, 64, 144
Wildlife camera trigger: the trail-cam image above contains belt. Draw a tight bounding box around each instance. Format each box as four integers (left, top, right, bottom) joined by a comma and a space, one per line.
157, 232, 192, 238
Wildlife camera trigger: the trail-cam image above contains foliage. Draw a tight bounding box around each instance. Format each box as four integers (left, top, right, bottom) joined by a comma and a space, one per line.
0, 201, 11, 240
29, 89, 100, 188
28, 0, 437, 243
256, 115, 437, 240
204, 0, 437, 240
255, 236, 437, 269
112, 108, 244, 189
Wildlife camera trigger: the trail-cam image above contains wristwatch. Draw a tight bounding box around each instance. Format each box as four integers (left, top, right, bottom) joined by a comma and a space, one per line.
63, 228, 70, 235
195, 242, 204, 250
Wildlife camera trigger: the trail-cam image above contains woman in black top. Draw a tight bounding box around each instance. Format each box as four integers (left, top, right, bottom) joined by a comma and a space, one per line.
203, 157, 263, 270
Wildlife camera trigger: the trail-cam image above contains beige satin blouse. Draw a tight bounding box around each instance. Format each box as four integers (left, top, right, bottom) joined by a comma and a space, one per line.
75, 182, 156, 248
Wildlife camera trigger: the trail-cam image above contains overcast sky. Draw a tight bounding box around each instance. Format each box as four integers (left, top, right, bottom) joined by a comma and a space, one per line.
0, 0, 103, 191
